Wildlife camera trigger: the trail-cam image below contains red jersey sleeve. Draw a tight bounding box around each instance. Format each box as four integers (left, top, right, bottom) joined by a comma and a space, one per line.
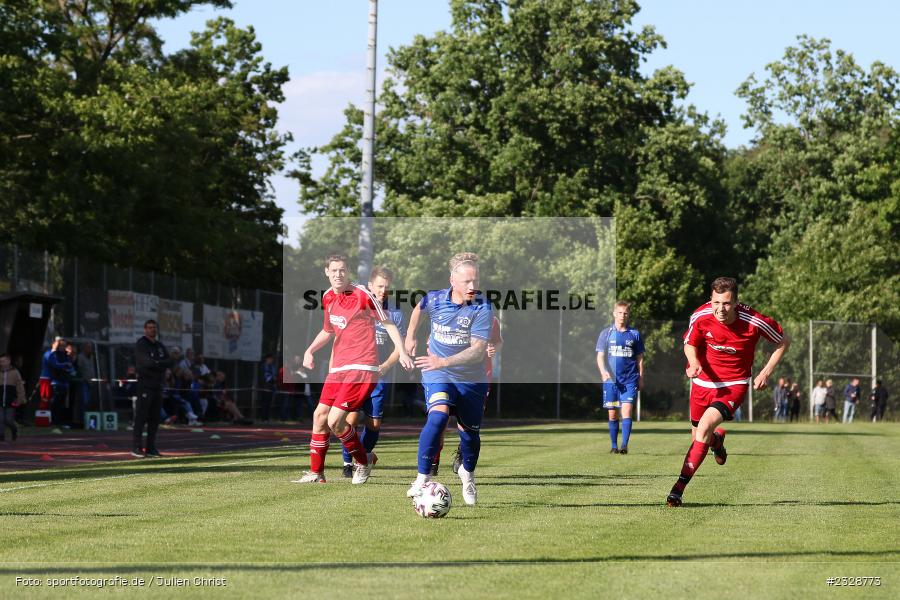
747, 308, 784, 344
357, 285, 387, 322
684, 303, 711, 346
322, 290, 334, 333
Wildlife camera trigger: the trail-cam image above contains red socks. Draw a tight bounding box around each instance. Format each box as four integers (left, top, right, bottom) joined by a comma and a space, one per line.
309, 432, 329, 473
338, 427, 368, 466
672, 440, 710, 494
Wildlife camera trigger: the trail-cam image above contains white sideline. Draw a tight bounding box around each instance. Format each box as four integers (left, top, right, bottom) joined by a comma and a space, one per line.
0, 455, 290, 493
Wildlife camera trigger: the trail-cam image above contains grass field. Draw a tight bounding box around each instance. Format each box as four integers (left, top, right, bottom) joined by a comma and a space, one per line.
1, 421, 898, 599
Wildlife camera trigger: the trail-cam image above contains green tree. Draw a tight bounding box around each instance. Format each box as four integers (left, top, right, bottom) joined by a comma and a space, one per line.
0, 0, 288, 289
296, 0, 729, 318
735, 36, 900, 337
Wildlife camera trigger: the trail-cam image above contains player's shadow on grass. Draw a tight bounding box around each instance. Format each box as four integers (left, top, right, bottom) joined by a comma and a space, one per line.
4, 548, 899, 574
0, 511, 137, 517
481, 474, 673, 480
485, 426, 885, 438
480, 499, 900, 509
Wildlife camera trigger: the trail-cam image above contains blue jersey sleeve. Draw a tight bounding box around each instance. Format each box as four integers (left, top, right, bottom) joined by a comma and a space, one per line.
595, 326, 611, 353
392, 308, 406, 338
470, 302, 491, 340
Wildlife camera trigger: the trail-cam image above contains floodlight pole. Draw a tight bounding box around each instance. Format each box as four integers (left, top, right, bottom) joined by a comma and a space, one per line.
358, 0, 378, 282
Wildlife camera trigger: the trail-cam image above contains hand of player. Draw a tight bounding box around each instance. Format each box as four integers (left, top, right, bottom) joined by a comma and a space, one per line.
398, 352, 414, 371
685, 363, 702, 378
486, 343, 496, 358
404, 337, 417, 356
414, 354, 444, 372
753, 371, 769, 390
302, 351, 315, 371
601, 371, 611, 383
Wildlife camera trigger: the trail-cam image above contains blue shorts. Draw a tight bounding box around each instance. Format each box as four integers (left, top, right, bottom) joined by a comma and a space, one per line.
423, 382, 489, 432
362, 381, 388, 419
602, 380, 638, 409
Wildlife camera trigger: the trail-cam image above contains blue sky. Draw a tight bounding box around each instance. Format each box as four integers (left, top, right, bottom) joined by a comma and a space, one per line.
153, 0, 900, 233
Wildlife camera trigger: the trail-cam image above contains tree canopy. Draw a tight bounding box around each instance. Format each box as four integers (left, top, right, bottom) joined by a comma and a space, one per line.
0, 0, 288, 288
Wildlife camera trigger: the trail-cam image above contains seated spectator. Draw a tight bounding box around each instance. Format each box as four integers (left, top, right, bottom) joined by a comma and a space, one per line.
163, 369, 203, 426
192, 353, 211, 379
190, 373, 211, 421
214, 371, 252, 425
178, 348, 193, 374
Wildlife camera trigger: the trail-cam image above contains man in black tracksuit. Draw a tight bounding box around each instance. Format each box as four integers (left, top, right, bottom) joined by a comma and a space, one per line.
133, 319, 173, 457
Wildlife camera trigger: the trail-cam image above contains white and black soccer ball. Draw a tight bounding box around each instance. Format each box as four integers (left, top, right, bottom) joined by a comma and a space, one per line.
413, 481, 452, 518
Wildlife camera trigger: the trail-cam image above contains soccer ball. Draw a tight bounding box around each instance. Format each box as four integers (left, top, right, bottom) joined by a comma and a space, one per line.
413, 481, 452, 518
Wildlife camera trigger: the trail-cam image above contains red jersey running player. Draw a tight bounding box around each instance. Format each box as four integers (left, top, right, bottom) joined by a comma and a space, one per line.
293, 254, 413, 485
666, 277, 789, 507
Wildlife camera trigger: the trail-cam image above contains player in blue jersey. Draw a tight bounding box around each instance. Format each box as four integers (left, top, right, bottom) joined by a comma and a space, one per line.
341, 266, 406, 477
405, 252, 491, 505
596, 301, 644, 454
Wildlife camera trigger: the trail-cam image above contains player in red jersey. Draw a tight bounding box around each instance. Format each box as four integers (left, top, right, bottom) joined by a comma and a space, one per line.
666, 277, 789, 507
292, 254, 412, 485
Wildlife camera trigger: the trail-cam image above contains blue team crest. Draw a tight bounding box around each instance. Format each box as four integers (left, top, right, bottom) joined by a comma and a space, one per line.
457, 316, 471, 327
625, 339, 634, 347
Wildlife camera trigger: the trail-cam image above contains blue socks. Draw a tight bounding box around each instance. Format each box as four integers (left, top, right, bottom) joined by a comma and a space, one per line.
458, 427, 481, 472
417, 411, 449, 474
608, 419, 619, 449
621, 417, 633, 449
360, 427, 380, 453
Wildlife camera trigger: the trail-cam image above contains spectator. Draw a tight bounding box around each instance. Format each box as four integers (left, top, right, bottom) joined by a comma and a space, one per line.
869, 380, 888, 422
163, 369, 202, 426
842, 378, 860, 423
177, 348, 193, 374
824, 379, 837, 424
276, 361, 298, 421
188, 371, 209, 421
45, 338, 76, 427
811, 380, 827, 424
788, 382, 802, 422
192, 353, 211, 379
773, 377, 788, 422
76, 341, 98, 427
213, 371, 252, 425
1, 353, 26, 442
259, 353, 277, 422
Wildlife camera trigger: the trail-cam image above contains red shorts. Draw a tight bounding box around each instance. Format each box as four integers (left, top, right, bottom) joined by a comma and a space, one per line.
319, 370, 378, 412
39, 378, 52, 401
689, 381, 748, 424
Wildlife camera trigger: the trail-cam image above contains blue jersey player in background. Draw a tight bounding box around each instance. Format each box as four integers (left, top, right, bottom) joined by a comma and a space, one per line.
405, 252, 491, 505
596, 301, 644, 454
341, 266, 406, 477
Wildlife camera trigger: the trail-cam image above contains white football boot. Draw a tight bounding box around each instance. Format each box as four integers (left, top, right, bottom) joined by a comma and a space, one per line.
458, 465, 477, 505
290, 471, 326, 483
406, 473, 431, 497
352, 461, 372, 484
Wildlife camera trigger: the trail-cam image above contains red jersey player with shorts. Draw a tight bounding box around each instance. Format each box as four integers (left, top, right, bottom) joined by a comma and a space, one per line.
666, 277, 789, 507
292, 254, 412, 485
